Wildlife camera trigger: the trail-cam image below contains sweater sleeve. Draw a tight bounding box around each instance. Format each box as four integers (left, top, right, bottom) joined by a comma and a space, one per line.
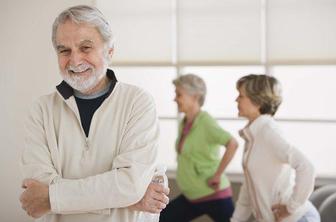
265, 126, 315, 214
48, 90, 159, 213
231, 181, 252, 222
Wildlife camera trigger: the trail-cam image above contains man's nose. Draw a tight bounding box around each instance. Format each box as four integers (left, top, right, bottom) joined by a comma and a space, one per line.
69, 52, 83, 66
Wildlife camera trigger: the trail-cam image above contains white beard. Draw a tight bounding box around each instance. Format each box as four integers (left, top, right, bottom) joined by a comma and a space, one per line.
61, 62, 108, 93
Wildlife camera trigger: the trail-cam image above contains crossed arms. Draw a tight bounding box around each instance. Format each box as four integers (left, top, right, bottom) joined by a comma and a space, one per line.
19, 92, 169, 218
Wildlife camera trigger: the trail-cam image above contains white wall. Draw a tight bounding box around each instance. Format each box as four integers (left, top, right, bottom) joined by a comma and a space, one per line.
0, 0, 93, 221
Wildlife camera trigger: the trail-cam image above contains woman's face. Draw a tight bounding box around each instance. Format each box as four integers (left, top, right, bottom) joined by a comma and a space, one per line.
236, 86, 261, 121
174, 86, 199, 113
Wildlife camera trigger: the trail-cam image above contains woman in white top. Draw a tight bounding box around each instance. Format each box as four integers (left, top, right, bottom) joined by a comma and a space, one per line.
231, 74, 320, 222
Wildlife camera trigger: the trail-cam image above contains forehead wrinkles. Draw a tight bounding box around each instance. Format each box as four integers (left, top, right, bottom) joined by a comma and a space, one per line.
55, 21, 103, 47
57, 39, 94, 50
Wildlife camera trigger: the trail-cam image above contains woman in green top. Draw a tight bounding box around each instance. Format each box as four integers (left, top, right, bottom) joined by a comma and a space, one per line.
160, 74, 238, 222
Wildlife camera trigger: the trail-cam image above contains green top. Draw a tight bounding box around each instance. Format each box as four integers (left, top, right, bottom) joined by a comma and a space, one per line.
176, 111, 232, 200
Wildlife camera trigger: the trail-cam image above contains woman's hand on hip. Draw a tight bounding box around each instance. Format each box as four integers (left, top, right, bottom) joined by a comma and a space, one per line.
207, 174, 221, 191
271, 203, 290, 222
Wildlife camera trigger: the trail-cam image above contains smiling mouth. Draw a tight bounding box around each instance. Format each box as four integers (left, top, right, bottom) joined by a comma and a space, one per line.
69, 68, 90, 74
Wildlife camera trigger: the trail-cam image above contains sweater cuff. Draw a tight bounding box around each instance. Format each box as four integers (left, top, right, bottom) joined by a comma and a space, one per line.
49, 183, 59, 213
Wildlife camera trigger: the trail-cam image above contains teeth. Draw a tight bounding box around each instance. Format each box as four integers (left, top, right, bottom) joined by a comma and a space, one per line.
74, 69, 87, 73
68, 64, 91, 73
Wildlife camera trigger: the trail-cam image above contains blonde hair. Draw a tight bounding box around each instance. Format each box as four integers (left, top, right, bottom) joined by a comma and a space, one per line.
237, 74, 282, 116
173, 74, 207, 106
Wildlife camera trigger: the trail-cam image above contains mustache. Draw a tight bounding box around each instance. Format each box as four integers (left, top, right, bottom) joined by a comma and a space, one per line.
67, 63, 92, 73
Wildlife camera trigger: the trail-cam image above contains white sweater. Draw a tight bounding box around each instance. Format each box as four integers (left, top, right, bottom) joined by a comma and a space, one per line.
20, 81, 159, 222
231, 115, 315, 222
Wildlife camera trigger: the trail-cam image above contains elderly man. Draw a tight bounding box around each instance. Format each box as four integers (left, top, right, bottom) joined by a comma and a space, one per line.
19, 5, 169, 221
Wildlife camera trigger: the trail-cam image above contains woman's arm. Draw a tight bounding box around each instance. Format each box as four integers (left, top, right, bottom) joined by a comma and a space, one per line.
267, 127, 315, 215
208, 137, 238, 190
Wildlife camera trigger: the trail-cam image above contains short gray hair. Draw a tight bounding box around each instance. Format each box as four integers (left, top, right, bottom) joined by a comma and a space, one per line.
52, 5, 114, 49
173, 74, 207, 106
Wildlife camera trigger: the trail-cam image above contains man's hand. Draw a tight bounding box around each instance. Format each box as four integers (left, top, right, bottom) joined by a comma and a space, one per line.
271, 204, 290, 222
20, 179, 51, 218
129, 183, 170, 213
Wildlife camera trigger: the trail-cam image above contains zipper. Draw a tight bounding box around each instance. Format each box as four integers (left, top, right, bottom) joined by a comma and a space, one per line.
64, 97, 90, 151
242, 128, 263, 220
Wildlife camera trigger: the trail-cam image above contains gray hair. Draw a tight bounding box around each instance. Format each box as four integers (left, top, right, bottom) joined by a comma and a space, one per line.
173, 74, 207, 106
52, 5, 114, 49
237, 74, 282, 116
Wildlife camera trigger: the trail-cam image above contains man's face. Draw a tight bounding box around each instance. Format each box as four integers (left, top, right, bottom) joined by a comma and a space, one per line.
55, 20, 113, 93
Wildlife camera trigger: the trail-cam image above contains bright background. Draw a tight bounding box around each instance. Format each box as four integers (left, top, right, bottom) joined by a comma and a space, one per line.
1, 0, 335, 221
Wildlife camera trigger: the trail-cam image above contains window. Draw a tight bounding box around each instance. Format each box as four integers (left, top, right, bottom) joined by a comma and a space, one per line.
272, 66, 336, 119
268, 0, 336, 63
181, 66, 265, 117
97, 0, 336, 178
178, 0, 261, 63
114, 67, 176, 117
97, 0, 173, 63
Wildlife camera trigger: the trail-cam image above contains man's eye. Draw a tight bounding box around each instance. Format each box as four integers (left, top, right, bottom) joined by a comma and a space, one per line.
59, 50, 70, 54
81, 46, 92, 52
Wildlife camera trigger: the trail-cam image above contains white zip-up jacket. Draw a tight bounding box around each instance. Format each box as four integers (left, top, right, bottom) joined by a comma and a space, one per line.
231, 115, 315, 222
20, 70, 160, 222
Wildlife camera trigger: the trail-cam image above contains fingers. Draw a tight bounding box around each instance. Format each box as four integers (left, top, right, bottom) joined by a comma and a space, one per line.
272, 204, 280, 221
19, 189, 30, 206
162, 193, 169, 204
133, 183, 170, 213
20, 191, 32, 218
212, 183, 219, 189
273, 211, 280, 222
271, 203, 281, 211
151, 191, 169, 204
147, 200, 167, 214
208, 179, 219, 186
149, 183, 170, 195
155, 201, 167, 211
19, 191, 25, 203
272, 204, 289, 222
147, 186, 169, 213
22, 179, 28, 189
208, 181, 219, 190
22, 178, 36, 189
163, 187, 170, 195
148, 206, 161, 214
149, 184, 169, 205
21, 201, 28, 211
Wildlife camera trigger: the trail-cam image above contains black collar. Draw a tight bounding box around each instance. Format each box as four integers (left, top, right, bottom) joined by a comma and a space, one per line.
56, 69, 118, 100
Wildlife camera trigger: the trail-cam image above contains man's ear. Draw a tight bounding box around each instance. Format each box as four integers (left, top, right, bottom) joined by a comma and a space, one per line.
106, 47, 114, 66
108, 47, 114, 60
